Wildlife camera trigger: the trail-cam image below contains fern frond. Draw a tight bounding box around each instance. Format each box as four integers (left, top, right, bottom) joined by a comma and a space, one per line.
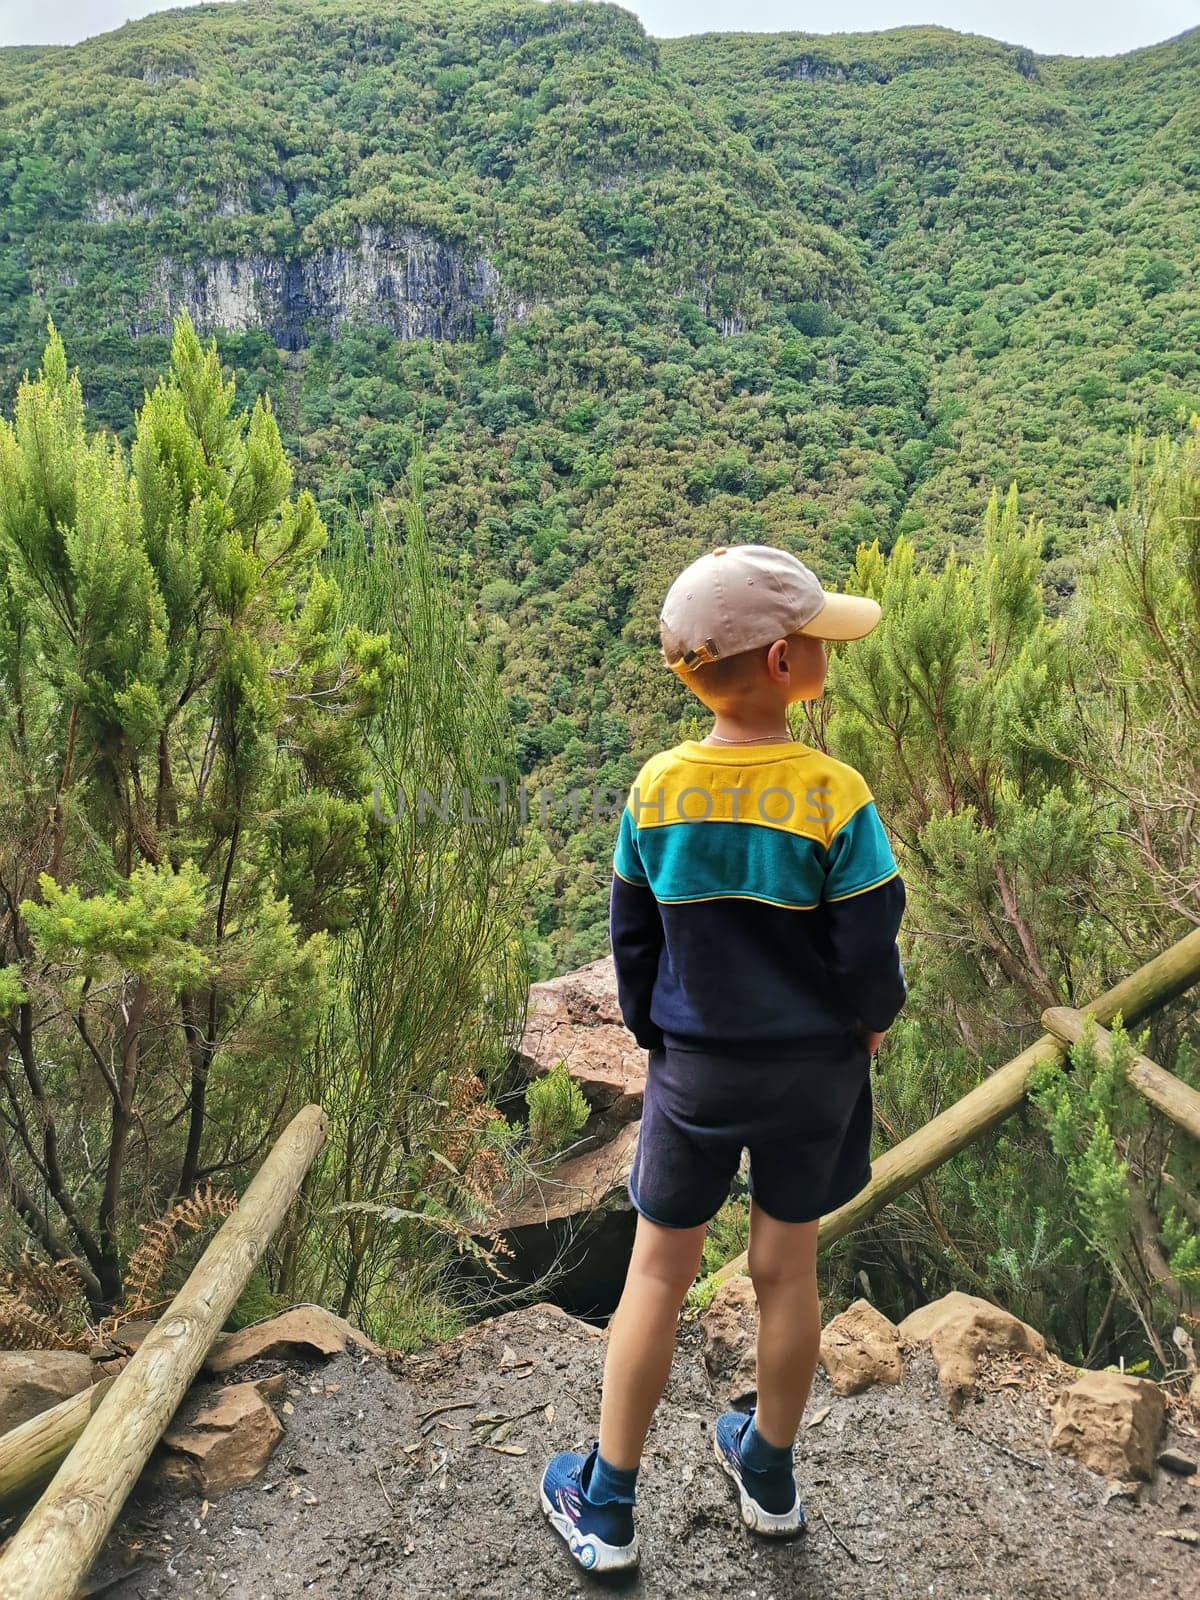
0, 1252, 86, 1313
0, 1289, 90, 1352
120, 1181, 237, 1315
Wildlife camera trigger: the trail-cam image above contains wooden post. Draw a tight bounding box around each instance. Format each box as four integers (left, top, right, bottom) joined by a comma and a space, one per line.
715, 927, 1200, 1283
0, 1379, 115, 1510
1042, 1007, 1200, 1141
0, 1104, 326, 1600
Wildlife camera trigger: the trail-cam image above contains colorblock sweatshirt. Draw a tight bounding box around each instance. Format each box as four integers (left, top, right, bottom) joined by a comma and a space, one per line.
609, 738, 907, 1055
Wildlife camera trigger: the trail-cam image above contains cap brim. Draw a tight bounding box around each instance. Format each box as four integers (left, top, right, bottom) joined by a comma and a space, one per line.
797, 592, 882, 641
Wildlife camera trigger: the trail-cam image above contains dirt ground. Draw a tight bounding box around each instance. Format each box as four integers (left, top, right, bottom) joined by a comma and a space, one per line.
89, 1302, 1198, 1600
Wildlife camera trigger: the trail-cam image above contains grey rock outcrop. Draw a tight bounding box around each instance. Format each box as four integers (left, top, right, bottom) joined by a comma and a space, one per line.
137, 225, 523, 349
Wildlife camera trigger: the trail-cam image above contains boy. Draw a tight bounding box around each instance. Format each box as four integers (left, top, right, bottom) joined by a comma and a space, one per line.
539, 544, 906, 1572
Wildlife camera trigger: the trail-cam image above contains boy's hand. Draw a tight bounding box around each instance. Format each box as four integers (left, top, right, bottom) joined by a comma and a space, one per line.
856, 1024, 885, 1056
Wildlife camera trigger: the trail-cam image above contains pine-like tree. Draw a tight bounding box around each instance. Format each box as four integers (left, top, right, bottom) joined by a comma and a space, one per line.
0, 314, 391, 1310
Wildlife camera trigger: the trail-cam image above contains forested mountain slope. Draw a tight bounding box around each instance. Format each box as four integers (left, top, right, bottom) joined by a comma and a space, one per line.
1, 0, 1197, 966
664, 24, 1200, 546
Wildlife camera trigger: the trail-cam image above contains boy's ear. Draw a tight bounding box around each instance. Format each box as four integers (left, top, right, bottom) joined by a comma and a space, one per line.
765, 637, 791, 682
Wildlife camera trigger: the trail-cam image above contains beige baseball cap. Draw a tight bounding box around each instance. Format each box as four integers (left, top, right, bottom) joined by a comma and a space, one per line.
660, 544, 882, 668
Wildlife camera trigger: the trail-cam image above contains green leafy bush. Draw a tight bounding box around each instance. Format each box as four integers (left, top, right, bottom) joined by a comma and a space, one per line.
526, 1060, 590, 1162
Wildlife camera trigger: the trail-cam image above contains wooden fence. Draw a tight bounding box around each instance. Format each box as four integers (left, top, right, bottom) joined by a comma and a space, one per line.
0, 1104, 327, 1600
717, 926, 1200, 1281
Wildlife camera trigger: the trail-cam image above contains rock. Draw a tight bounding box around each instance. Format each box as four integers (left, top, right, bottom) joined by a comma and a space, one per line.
205, 1306, 381, 1375
699, 1275, 758, 1407
898, 1291, 1046, 1415
1049, 1371, 1166, 1481
1157, 1447, 1197, 1476
466, 957, 648, 1319
819, 1299, 904, 1395
139, 226, 529, 351
518, 958, 646, 1123
158, 1382, 283, 1496
474, 1122, 641, 1320
0, 1350, 97, 1433
91, 1318, 159, 1376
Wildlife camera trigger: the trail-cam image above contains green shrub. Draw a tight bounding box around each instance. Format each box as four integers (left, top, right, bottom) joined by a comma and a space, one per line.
526, 1060, 590, 1162
701, 1195, 751, 1276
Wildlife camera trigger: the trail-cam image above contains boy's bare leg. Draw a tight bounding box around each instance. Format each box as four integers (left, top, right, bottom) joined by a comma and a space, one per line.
598, 1212, 708, 1470
747, 1200, 821, 1448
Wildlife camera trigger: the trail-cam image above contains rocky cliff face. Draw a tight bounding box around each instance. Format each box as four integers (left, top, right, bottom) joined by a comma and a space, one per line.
137, 225, 523, 349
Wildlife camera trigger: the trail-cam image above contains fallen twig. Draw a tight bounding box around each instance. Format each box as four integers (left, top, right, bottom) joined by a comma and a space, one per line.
417, 1399, 479, 1428
819, 1507, 884, 1564
956, 1421, 1045, 1472
374, 1464, 396, 1513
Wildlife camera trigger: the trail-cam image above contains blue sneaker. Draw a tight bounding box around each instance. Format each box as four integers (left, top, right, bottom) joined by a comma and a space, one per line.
539, 1440, 639, 1572
713, 1407, 806, 1537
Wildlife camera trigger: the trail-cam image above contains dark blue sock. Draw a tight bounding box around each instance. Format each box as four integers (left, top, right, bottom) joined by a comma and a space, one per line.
741, 1412, 793, 1473
583, 1447, 638, 1506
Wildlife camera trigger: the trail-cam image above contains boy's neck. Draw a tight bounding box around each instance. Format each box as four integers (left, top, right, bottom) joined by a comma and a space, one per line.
705, 708, 794, 744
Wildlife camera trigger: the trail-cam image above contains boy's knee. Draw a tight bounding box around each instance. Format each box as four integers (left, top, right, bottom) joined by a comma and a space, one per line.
633, 1255, 699, 1302
629, 1223, 706, 1301
747, 1239, 818, 1297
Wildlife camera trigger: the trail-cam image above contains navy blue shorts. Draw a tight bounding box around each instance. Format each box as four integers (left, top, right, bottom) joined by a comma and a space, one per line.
627, 1036, 873, 1228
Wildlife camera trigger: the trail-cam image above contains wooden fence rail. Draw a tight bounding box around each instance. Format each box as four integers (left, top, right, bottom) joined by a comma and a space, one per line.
1042, 1007, 1200, 1141
717, 926, 1200, 1282
0, 1103, 327, 1600
0, 1377, 115, 1512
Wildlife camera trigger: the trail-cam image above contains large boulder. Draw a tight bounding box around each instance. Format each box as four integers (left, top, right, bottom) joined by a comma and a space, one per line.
159, 1380, 284, 1495
699, 1274, 758, 1407
205, 1306, 380, 1375
478, 1121, 641, 1320
1049, 1371, 1166, 1481
819, 1299, 904, 1395
899, 1291, 1045, 1415
519, 957, 646, 1122
0, 1350, 97, 1433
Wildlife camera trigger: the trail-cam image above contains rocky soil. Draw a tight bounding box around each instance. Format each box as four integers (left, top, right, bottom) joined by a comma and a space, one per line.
80, 1299, 1198, 1600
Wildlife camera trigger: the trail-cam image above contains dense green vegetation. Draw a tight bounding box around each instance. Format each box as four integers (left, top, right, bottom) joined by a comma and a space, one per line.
0, 2, 1195, 1365
820, 429, 1199, 1366
0, 317, 531, 1345
2, 1, 1197, 971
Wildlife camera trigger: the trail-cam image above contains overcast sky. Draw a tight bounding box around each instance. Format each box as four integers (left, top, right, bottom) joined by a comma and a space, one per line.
2, 0, 1198, 54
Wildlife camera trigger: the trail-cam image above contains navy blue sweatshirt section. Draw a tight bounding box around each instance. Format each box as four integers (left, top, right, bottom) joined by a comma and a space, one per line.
610, 871, 907, 1054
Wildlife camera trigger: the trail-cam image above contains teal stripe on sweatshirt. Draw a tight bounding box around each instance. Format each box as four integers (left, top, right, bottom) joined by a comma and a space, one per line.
822, 801, 898, 901
613, 805, 650, 885
627, 816, 827, 908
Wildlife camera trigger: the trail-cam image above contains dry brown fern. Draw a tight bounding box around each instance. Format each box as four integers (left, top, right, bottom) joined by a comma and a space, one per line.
0, 1187, 238, 1351
0, 1254, 91, 1351
119, 1181, 238, 1317
443, 1070, 509, 1212
0, 1288, 90, 1352
1, 1252, 85, 1313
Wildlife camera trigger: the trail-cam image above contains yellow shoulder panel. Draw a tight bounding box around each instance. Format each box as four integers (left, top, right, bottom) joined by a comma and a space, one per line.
626, 745, 872, 845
